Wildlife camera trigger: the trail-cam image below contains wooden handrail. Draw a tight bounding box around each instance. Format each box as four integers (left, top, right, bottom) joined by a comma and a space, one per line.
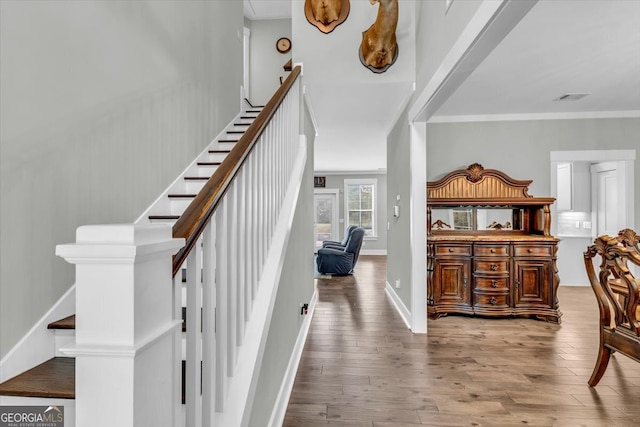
171, 66, 302, 276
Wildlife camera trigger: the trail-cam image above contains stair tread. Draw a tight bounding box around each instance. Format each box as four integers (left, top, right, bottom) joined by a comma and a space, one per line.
226, 130, 245, 134
209, 149, 231, 153
48, 315, 75, 330
168, 194, 196, 198
197, 162, 222, 166
149, 215, 180, 220
0, 357, 75, 399
219, 139, 239, 143
184, 176, 209, 181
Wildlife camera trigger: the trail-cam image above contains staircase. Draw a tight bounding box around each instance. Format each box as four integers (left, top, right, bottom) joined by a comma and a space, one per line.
0, 104, 262, 412
0, 65, 305, 426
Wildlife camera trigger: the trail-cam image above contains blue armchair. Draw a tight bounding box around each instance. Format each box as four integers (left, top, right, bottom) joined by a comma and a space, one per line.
322, 225, 357, 249
316, 227, 365, 275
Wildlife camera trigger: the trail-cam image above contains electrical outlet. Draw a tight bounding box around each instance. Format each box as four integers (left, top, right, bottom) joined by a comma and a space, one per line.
300, 303, 309, 316
395, 280, 401, 289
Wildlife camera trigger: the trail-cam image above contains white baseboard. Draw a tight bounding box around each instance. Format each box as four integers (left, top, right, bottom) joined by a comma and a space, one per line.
0, 285, 76, 382
268, 290, 318, 427
385, 282, 411, 330
360, 249, 387, 256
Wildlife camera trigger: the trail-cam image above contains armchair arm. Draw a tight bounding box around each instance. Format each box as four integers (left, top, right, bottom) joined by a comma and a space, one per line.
323, 243, 346, 250
316, 248, 355, 275
322, 240, 345, 248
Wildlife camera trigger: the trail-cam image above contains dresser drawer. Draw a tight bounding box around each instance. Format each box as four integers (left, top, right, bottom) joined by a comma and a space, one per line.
435, 244, 472, 256
474, 259, 509, 273
474, 294, 509, 307
514, 245, 553, 257
475, 277, 509, 290
474, 244, 509, 257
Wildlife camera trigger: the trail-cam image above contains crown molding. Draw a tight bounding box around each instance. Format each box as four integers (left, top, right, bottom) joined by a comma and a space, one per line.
428, 110, 640, 123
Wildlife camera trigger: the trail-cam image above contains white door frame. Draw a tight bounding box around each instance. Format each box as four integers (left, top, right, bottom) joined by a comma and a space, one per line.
314, 189, 340, 249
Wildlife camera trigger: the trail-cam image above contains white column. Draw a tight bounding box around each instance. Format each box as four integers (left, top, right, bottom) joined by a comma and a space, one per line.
56, 224, 184, 427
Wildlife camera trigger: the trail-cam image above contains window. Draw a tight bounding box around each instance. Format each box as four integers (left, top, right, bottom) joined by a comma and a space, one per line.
344, 179, 376, 238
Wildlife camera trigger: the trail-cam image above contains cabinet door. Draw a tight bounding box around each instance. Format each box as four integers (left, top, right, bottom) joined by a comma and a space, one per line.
433, 258, 471, 306
513, 259, 551, 308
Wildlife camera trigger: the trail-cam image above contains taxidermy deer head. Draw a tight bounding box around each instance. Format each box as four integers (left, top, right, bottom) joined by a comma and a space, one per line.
309, 0, 342, 25
360, 0, 398, 71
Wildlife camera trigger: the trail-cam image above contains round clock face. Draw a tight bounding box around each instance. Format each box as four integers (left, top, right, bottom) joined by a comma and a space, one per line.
276, 37, 291, 54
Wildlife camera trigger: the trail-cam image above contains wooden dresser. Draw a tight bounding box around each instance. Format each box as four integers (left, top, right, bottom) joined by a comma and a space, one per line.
427, 163, 561, 323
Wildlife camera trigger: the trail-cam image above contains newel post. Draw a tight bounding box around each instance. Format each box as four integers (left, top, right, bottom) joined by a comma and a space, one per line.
56, 224, 184, 427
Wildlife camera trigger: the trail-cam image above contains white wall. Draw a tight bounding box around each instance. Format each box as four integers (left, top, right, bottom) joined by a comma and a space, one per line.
414, 0, 482, 98
386, 104, 412, 308
0, 0, 244, 358
246, 18, 292, 106
248, 94, 316, 426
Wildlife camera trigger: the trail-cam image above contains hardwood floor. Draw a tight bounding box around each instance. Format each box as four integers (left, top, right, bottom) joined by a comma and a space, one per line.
283, 255, 640, 426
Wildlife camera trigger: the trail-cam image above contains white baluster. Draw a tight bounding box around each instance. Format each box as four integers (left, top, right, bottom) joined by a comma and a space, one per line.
215, 199, 228, 411
186, 237, 203, 427
227, 183, 238, 374
202, 221, 216, 427
236, 170, 246, 346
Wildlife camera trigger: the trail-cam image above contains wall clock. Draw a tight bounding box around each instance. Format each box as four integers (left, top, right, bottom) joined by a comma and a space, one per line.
276, 37, 291, 54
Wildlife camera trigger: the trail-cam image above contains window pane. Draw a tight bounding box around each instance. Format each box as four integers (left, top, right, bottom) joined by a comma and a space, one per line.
316, 199, 332, 224
361, 186, 372, 209
348, 211, 360, 226
348, 185, 360, 209
345, 180, 376, 237
361, 211, 373, 235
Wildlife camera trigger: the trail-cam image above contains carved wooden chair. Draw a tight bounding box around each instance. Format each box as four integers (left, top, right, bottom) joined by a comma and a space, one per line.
584, 228, 640, 386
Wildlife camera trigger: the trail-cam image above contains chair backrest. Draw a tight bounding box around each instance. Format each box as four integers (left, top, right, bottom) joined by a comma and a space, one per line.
344, 227, 365, 265
342, 225, 358, 245
584, 229, 640, 336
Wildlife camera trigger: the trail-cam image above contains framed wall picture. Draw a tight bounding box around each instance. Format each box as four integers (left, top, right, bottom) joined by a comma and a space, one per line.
314, 176, 326, 188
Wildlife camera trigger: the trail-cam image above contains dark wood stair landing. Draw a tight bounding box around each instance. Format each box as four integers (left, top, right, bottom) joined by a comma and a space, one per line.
0, 357, 75, 399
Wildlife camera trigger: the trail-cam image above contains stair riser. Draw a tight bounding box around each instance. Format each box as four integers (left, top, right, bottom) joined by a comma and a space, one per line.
197, 165, 218, 177
207, 152, 228, 163
170, 199, 194, 216
53, 331, 75, 358
185, 181, 206, 194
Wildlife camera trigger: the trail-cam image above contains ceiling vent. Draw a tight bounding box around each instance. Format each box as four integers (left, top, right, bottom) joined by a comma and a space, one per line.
553, 93, 591, 101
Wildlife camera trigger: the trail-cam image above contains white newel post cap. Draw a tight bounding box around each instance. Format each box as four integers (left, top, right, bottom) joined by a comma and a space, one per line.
55, 224, 184, 427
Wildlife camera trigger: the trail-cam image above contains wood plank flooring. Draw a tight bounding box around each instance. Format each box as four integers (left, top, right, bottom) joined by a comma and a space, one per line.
284, 255, 640, 426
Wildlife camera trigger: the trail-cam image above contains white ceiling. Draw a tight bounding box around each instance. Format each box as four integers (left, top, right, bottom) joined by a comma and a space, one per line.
433, 0, 640, 119
244, 0, 292, 21
245, 1, 640, 170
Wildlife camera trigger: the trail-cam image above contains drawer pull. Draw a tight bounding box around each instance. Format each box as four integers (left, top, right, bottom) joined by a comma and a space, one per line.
448, 248, 454, 252
490, 297, 497, 305
527, 248, 533, 253
491, 280, 498, 288
490, 249, 496, 253
490, 264, 498, 271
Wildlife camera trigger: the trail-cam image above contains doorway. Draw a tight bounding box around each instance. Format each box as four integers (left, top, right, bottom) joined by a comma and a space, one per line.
550, 150, 636, 285
314, 189, 340, 251
591, 162, 621, 236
